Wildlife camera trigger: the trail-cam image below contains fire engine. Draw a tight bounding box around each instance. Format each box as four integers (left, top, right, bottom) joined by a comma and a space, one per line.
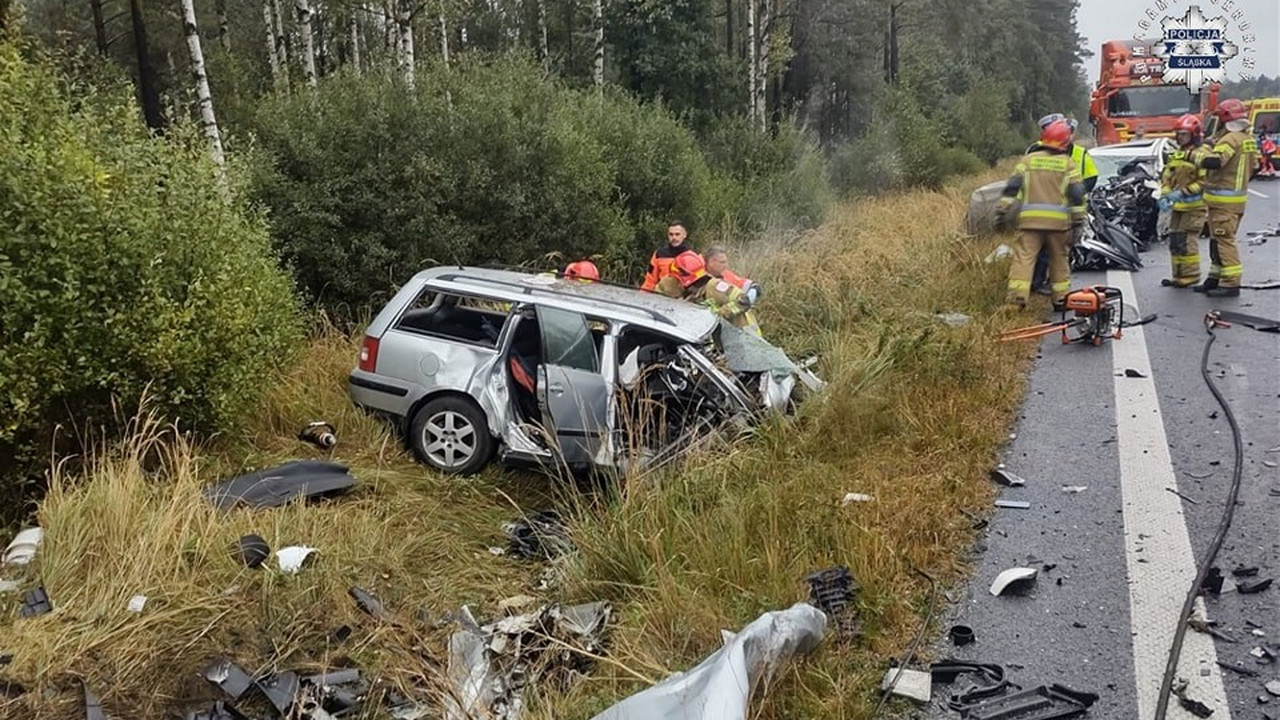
1088, 39, 1220, 146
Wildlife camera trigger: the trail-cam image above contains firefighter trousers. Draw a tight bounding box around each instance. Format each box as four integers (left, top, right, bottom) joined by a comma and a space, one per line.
1007, 229, 1071, 305
1167, 208, 1207, 286
1206, 205, 1244, 288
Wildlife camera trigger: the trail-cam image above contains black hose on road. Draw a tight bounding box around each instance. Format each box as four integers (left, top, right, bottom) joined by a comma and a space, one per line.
1153, 316, 1246, 720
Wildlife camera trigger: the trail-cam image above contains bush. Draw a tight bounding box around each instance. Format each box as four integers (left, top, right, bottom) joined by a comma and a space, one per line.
0, 41, 303, 505
245, 58, 835, 317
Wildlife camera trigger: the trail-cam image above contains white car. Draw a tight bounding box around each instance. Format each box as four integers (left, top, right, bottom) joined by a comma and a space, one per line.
1086, 137, 1175, 185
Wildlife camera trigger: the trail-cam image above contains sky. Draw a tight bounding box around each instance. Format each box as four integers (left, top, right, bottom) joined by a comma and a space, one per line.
1075, 0, 1279, 87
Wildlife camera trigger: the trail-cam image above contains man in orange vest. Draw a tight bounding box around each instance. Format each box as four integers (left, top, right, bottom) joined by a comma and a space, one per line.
640, 220, 695, 291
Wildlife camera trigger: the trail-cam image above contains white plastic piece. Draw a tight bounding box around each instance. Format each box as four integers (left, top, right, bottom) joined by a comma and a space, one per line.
276, 546, 318, 574
841, 493, 874, 505
3, 527, 43, 566
880, 668, 932, 703
1062, 485, 1089, 493
127, 595, 148, 613
984, 244, 1013, 264
0, 580, 19, 593
989, 567, 1039, 596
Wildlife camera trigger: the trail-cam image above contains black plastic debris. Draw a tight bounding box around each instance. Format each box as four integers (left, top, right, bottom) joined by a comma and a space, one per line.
931, 661, 1010, 710
950, 625, 975, 646
19, 586, 52, 617
204, 461, 358, 511
348, 587, 389, 620
960, 683, 1098, 720
806, 566, 860, 638
256, 671, 300, 715
1231, 566, 1259, 577
1177, 695, 1214, 718
1201, 567, 1224, 595
185, 701, 250, 720
1237, 578, 1273, 595
0, 653, 11, 665
329, 625, 352, 644
990, 468, 1027, 487
503, 509, 575, 561
1215, 660, 1259, 677
1124, 368, 1147, 378
298, 421, 337, 449
84, 683, 108, 720
201, 658, 255, 701
232, 535, 270, 569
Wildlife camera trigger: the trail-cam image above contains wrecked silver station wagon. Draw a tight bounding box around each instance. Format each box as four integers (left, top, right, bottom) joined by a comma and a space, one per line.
348, 266, 823, 475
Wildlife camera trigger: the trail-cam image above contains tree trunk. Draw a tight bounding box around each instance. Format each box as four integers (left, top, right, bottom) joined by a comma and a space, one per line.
438, 8, 449, 64
296, 0, 318, 87
537, 0, 548, 71
180, 0, 225, 167
397, 0, 415, 88
755, 0, 770, 130
216, 0, 230, 52
349, 10, 361, 71
746, 0, 757, 122
90, 0, 109, 54
384, 1, 395, 57
591, 0, 603, 94
264, 0, 284, 87
724, 0, 732, 58
129, 0, 164, 131
272, 0, 291, 88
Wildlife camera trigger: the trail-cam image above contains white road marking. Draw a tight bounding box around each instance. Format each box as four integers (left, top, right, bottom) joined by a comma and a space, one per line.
1107, 269, 1231, 720
1247, 188, 1268, 198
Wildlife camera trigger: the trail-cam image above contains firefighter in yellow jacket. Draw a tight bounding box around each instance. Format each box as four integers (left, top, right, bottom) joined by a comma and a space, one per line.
1158, 114, 1210, 288
1192, 98, 1258, 298
996, 119, 1087, 309
656, 251, 762, 336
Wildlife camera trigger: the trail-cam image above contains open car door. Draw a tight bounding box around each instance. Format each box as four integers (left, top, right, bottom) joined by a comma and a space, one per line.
534, 306, 609, 468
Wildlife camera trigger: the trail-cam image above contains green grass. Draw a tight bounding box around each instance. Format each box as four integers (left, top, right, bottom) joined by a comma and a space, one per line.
0, 165, 1043, 719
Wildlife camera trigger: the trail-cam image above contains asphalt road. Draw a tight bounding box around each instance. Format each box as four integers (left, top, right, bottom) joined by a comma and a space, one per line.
914, 184, 1280, 720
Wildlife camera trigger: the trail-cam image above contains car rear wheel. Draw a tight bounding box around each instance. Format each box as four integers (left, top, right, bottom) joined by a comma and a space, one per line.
409, 396, 495, 475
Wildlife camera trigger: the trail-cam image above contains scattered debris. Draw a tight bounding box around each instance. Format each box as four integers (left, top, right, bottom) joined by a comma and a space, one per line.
446, 601, 613, 720
1255, 629, 1269, 637
127, 595, 148, 613
3, 527, 42, 566
1062, 485, 1088, 494
1201, 567, 1225, 595
202, 658, 256, 701
932, 661, 1011, 710
233, 535, 271, 569
298, 421, 338, 449
587, 603, 826, 720
984, 244, 1013, 264
204, 461, 358, 511
1186, 469, 1216, 479
0, 580, 18, 593
256, 671, 300, 715
995, 500, 1031, 510
1268, 681, 1280, 697
1232, 566, 1259, 577
840, 493, 874, 505
934, 312, 971, 327
957, 683, 1098, 720
348, 586, 390, 620
1188, 617, 1236, 643
1265, 460, 1279, 468
949, 625, 975, 646
1250, 645, 1278, 662
19, 586, 52, 617
1124, 368, 1147, 378
806, 566, 860, 639
990, 468, 1027, 487
275, 546, 318, 574
1214, 660, 1258, 677
990, 568, 1038, 597
881, 667, 932, 703
1237, 578, 1273, 595
503, 510, 574, 561
84, 682, 108, 720
1166, 487, 1199, 505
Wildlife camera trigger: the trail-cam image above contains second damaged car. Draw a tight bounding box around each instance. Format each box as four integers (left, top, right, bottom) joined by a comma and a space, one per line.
348, 266, 823, 476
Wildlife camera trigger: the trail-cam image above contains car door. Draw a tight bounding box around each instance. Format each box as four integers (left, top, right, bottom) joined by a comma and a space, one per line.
534, 306, 609, 466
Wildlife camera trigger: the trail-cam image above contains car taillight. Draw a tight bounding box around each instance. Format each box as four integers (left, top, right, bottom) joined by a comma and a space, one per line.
358, 335, 380, 372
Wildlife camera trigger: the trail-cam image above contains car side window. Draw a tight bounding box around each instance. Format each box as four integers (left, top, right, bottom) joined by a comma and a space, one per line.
394, 289, 508, 348
536, 306, 599, 373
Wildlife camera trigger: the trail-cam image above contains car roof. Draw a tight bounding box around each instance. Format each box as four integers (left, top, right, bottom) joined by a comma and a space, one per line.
1088, 138, 1169, 157
411, 265, 720, 343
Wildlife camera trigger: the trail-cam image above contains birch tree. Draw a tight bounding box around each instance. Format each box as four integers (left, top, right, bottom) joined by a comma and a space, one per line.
179, 0, 225, 167
264, 0, 284, 88
746, 0, 757, 121
536, 0, 548, 72
349, 10, 361, 71
397, 0, 415, 88
755, 0, 771, 130
296, 0, 318, 87
591, 0, 603, 93
272, 0, 291, 88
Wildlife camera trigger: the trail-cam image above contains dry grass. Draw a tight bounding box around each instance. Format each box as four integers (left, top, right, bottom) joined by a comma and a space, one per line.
0, 165, 1043, 720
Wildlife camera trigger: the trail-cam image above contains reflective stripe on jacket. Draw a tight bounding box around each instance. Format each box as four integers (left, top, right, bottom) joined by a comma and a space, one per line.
1200, 130, 1257, 207
1161, 144, 1208, 212
999, 147, 1086, 231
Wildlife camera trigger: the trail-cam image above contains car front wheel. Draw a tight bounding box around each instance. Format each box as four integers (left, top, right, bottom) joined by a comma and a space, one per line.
409, 396, 495, 475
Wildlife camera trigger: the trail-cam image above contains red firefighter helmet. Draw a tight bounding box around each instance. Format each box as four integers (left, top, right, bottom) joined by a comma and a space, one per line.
1039, 119, 1072, 150
1213, 98, 1247, 124
564, 260, 599, 282
1174, 114, 1203, 144
673, 251, 707, 288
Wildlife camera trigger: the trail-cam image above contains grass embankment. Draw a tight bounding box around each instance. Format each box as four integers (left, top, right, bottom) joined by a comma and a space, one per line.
0, 166, 1039, 719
